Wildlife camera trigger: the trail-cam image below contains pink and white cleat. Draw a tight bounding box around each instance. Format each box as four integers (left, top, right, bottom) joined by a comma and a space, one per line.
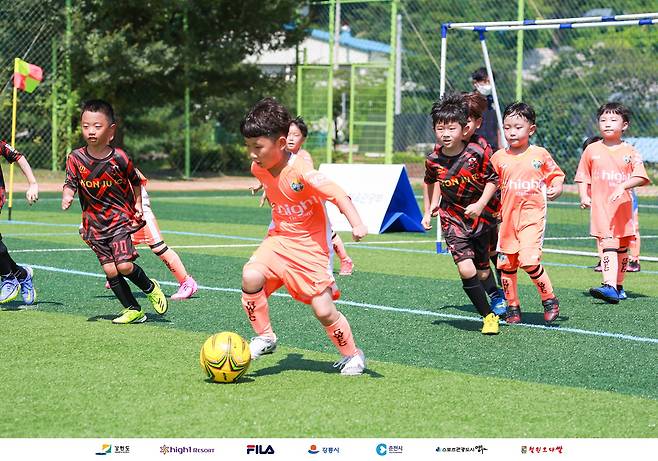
105, 280, 111, 289
339, 258, 354, 276
171, 276, 198, 300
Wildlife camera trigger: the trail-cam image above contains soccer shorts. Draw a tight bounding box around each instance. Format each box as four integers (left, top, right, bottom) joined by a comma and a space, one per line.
131, 207, 163, 247
83, 231, 139, 266
597, 235, 633, 251
246, 235, 340, 304
445, 228, 495, 270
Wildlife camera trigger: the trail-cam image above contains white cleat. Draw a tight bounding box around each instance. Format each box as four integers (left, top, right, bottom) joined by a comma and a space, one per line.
333, 349, 366, 376
249, 335, 277, 359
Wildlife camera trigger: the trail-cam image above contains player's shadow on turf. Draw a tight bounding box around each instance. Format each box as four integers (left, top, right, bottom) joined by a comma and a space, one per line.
581, 290, 649, 300
1, 301, 63, 311
86, 313, 172, 323
252, 353, 382, 378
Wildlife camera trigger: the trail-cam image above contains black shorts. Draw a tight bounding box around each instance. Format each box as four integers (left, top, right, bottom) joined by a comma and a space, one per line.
83, 232, 139, 266
445, 227, 497, 270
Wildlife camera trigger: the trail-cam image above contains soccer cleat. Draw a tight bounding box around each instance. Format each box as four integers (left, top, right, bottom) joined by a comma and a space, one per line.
112, 308, 146, 324
171, 276, 198, 301
0, 276, 20, 304
17, 266, 36, 305
105, 280, 111, 289
589, 284, 619, 304
249, 335, 277, 359
333, 349, 366, 375
626, 260, 640, 273
146, 279, 168, 314
542, 297, 560, 323
505, 305, 522, 324
617, 286, 627, 300
339, 258, 354, 276
593, 259, 602, 272
490, 288, 507, 316
481, 312, 500, 335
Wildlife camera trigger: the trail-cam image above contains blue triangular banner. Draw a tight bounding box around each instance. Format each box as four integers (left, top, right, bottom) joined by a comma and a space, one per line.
379, 167, 425, 233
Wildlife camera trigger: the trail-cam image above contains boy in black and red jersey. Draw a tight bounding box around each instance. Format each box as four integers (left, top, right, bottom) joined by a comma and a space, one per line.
0, 141, 39, 305
421, 93, 501, 335
62, 100, 167, 324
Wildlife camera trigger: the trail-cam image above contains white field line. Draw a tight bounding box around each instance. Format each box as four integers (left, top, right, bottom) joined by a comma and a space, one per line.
20, 263, 658, 345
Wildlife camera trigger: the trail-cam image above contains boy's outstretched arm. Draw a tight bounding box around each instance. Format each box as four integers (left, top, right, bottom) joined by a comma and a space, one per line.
16, 156, 38, 205
610, 176, 650, 203
335, 195, 367, 242
578, 182, 591, 209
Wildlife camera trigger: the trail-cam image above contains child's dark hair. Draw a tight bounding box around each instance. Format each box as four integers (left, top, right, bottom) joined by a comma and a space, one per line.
81, 99, 115, 123
471, 67, 495, 83
290, 116, 308, 137
430, 93, 468, 128
503, 102, 536, 125
597, 102, 631, 124
582, 135, 602, 151
240, 97, 292, 139
462, 91, 488, 120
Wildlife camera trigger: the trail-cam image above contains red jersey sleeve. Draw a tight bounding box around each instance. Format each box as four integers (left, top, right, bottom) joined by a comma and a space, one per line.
0, 140, 23, 163
64, 153, 78, 192
540, 148, 565, 185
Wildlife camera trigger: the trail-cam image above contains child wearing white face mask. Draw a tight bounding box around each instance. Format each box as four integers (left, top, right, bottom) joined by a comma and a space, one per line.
471, 67, 500, 151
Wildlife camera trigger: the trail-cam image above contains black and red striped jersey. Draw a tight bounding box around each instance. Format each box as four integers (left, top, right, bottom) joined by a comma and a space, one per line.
424, 135, 500, 238
64, 146, 144, 240
0, 140, 23, 210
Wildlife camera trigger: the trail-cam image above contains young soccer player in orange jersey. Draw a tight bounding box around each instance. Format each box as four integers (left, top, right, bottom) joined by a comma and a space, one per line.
422, 94, 501, 335
575, 103, 650, 304
287, 117, 355, 276
239, 98, 368, 375
490, 102, 564, 324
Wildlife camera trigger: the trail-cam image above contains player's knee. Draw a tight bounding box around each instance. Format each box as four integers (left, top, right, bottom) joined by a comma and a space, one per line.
103, 265, 119, 278
456, 260, 477, 279
242, 265, 265, 292
116, 262, 133, 275
476, 268, 491, 281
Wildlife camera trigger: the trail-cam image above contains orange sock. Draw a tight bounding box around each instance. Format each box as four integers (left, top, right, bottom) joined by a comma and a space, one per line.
324, 312, 357, 356
501, 269, 519, 307
525, 265, 554, 301
601, 249, 618, 287
332, 232, 350, 261
617, 248, 628, 286
241, 289, 274, 337
156, 247, 188, 283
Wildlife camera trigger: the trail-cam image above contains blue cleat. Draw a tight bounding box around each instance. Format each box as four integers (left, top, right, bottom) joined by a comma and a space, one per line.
490, 288, 507, 316
0, 276, 20, 303
617, 285, 627, 300
589, 284, 619, 304
18, 266, 36, 305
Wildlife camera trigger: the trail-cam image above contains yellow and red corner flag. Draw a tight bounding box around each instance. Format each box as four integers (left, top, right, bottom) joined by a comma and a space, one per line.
13, 58, 43, 93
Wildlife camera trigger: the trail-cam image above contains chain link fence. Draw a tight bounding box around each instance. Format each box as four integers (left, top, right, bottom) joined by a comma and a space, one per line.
0, 0, 64, 171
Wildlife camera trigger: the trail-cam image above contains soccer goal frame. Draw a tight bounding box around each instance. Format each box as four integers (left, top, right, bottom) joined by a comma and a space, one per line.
433, 13, 658, 255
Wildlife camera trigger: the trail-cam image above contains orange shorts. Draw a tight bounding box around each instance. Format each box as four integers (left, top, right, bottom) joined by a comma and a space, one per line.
131, 208, 163, 247
498, 220, 544, 268
246, 235, 340, 305
597, 236, 633, 251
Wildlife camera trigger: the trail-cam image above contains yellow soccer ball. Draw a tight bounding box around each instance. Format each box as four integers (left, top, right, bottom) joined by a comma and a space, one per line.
199, 332, 251, 383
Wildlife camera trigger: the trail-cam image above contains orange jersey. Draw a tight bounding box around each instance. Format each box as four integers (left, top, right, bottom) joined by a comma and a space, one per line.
574, 140, 648, 238
252, 154, 348, 251
491, 145, 564, 254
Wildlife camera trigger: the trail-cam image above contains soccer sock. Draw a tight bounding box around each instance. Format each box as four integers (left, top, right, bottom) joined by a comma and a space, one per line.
332, 232, 350, 261
601, 248, 618, 287
0, 240, 18, 278
617, 248, 628, 286
525, 265, 554, 301
324, 312, 358, 357
501, 269, 520, 307
125, 264, 155, 293
461, 275, 491, 317
480, 271, 499, 298
241, 289, 274, 338
152, 244, 188, 283
629, 236, 640, 261
108, 275, 140, 310
490, 255, 503, 286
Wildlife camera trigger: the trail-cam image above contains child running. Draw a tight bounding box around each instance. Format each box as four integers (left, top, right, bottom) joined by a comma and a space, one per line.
286, 117, 354, 276
490, 102, 564, 324
422, 93, 502, 334
239, 98, 367, 375
62, 99, 168, 324
575, 102, 650, 304
0, 141, 39, 305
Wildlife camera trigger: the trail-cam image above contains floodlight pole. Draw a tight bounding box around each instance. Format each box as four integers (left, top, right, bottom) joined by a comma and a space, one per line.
327, 0, 335, 164
183, 6, 191, 179
439, 24, 448, 97
384, 0, 398, 164
51, 37, 59, 172
515, 0, 525, 100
